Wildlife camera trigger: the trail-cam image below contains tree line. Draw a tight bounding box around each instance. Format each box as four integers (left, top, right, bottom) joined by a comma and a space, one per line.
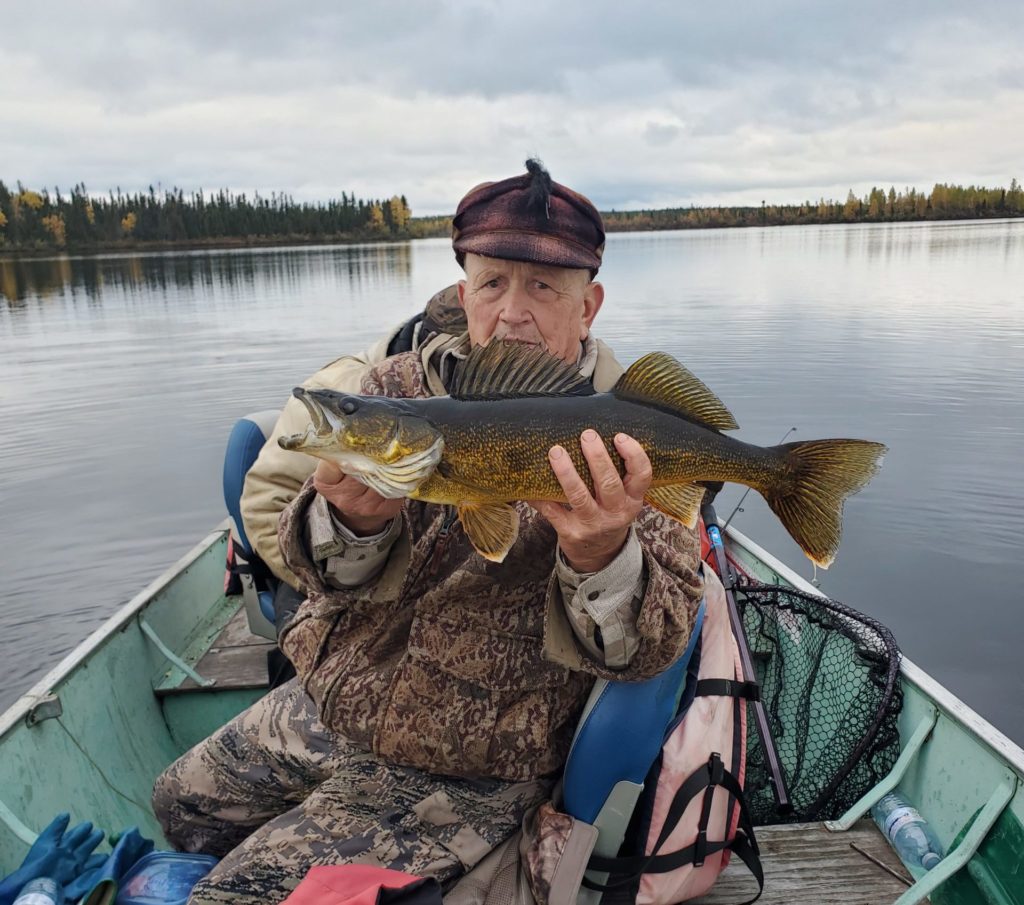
0, 181, 414, 251
600, 181, 1024, 232
1, 179, 1021, 252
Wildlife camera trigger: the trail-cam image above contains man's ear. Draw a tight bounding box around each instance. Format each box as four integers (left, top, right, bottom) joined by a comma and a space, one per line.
457, 279, 467, 309
580, 281, 604, 337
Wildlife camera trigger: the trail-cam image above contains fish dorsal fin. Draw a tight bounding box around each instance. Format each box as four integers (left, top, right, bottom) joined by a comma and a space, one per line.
450, 341, 596, 400
613, 352, 738, 431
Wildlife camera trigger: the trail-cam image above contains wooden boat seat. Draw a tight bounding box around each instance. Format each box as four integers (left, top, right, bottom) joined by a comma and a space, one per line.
693, 818, 927, 904
156, 603, 274, 695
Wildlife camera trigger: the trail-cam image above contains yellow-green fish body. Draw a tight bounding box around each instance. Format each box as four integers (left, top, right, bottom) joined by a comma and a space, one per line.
281, 343, 885, 567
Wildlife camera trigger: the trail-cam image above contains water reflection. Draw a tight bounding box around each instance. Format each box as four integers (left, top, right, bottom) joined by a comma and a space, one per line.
0, 242, 413, 304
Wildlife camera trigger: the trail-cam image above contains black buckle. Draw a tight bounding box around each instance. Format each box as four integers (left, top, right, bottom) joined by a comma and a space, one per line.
694, 828, 708, 868
709, 752, 725, 785
694, 753, 724, 869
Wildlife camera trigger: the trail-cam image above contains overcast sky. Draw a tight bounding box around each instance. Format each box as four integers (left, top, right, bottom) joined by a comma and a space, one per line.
4, 1, 1022, 214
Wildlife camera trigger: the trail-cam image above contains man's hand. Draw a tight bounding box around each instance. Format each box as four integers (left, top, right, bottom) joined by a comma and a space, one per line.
530, 430, 652, 573
313, 460, 405, 536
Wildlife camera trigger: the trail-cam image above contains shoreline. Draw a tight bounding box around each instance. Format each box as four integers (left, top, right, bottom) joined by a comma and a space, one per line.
2, 212, 1022, 259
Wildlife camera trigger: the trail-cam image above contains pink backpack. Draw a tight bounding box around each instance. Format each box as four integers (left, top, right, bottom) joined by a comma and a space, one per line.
565, 565, 763, 904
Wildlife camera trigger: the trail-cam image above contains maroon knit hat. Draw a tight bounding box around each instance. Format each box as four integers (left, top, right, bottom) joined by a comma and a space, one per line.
452, 159, 605, 273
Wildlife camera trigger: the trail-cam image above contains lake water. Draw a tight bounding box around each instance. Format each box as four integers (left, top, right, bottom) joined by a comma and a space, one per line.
2, 221, 1022, 743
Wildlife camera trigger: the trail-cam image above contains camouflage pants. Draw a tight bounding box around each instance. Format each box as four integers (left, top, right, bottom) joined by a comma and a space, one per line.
152, 679, 549, 905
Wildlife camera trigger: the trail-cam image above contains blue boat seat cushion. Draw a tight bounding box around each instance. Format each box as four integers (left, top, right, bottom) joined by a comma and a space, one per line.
223, 410, 281, 555
223, 410, 282, 627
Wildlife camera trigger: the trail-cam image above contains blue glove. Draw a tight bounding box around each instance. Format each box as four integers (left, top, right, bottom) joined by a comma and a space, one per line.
0, 814, 105, 905
64, 828, 154, 903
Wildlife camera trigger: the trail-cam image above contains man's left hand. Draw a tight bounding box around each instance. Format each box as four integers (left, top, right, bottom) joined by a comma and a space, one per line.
530, 430, 652, 573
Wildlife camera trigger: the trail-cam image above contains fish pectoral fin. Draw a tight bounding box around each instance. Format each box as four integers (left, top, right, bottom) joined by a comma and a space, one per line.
457, 503, 520, 563
645, 483, 706, 530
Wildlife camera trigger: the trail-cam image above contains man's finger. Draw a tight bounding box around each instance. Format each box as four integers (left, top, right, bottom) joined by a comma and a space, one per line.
315, 459, 344, 484
615, 433, 653, 501
580, 429, 626, 509
529, 499, 566, 530
548, 445, 597, 515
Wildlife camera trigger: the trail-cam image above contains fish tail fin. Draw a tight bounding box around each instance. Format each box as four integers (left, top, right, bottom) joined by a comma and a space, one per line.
765, 439, 887, 569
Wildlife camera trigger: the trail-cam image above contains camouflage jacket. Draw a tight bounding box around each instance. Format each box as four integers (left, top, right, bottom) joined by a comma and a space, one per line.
278, 351, 704, 783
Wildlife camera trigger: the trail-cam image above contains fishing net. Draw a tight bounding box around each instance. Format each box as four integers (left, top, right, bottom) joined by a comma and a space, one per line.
734, 578, 903, 826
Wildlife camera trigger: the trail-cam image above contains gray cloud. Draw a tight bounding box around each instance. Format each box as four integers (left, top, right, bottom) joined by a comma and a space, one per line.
643, 121, 681, 147
2, 1, 1022, 213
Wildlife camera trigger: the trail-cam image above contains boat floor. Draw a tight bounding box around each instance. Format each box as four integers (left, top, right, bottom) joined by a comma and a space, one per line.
164, 604, 274, 693
173, 606, 924, 904
694, 818, 922, 904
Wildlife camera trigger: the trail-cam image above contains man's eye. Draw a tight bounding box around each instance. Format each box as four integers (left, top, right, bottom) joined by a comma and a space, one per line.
483, 279, 501, 289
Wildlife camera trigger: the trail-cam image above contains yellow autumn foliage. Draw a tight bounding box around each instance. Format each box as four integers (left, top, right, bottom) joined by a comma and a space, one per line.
41, 214, 66, 246
388, 196, 410, 231
121, 212, 137, 235
17, 190, 44, 211
367, 203, 385, 232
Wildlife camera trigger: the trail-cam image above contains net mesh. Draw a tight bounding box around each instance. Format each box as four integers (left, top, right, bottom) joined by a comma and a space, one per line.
734, 578, 903, 826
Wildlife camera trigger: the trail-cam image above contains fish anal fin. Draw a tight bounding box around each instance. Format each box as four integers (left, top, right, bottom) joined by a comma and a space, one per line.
614, 352, 738, 431
457, 502, 521, 562
645, 483, 705, 530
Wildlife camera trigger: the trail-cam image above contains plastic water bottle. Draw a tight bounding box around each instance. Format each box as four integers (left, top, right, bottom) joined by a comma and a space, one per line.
12, 877, 64, 905
871, 790, 943, 871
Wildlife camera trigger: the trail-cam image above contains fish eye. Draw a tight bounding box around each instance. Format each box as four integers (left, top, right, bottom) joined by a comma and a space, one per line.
341, 400, 359, 415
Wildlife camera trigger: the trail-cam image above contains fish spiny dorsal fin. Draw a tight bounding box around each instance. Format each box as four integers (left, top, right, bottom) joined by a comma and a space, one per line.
450, 341, 596, 400
613, 352, 739, 431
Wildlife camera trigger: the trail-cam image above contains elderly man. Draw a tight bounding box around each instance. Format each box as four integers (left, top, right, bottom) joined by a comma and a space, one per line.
152, 161, 703, 905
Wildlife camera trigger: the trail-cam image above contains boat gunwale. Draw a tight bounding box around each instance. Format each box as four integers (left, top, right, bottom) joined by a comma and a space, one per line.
0, 520, 231, 741
722, 521, 1024, 775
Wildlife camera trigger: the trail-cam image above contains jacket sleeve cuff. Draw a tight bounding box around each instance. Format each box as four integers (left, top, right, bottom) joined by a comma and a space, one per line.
306, 493, 401, 589
555, 527, 646, 669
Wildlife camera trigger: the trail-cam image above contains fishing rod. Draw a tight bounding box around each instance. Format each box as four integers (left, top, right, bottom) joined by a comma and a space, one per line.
701, 499, 793, 816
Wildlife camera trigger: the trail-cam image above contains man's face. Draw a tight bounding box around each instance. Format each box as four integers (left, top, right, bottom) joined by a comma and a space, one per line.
456, 254, 604, 364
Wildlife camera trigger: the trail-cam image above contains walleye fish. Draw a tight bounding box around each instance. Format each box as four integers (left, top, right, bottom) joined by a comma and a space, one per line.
280, 342, 886, 567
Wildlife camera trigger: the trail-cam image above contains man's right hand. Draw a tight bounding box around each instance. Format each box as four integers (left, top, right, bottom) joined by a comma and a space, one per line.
313, 460, 405, 536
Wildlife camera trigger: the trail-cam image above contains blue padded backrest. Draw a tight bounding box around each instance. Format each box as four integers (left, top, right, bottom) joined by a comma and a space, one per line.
222, 413, 278, 555
562, 599, 706, 825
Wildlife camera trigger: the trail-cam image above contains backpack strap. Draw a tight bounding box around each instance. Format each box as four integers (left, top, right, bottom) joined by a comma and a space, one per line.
695, 678, 762, 701
583, 753, 764, 903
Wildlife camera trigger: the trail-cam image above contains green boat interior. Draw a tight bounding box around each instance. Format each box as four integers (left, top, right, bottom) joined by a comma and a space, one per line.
2, 518, 1022, 904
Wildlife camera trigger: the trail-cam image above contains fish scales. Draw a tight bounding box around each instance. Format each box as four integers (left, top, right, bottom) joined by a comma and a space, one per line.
407, 394, 783, 505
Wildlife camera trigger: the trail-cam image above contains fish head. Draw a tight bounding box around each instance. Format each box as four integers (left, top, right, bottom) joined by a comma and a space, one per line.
279, 388, 444, 499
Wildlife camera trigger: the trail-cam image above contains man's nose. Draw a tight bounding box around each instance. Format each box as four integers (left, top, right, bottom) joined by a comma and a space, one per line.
498, 284, 533, 322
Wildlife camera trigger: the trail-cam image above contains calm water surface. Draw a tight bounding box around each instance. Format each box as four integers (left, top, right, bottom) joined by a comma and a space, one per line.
2, 221, 1022, 742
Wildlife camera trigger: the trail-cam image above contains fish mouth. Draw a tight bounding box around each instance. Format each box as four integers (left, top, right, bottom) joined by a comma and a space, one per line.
293, 387, 335, 434
278, 387, 338, 450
